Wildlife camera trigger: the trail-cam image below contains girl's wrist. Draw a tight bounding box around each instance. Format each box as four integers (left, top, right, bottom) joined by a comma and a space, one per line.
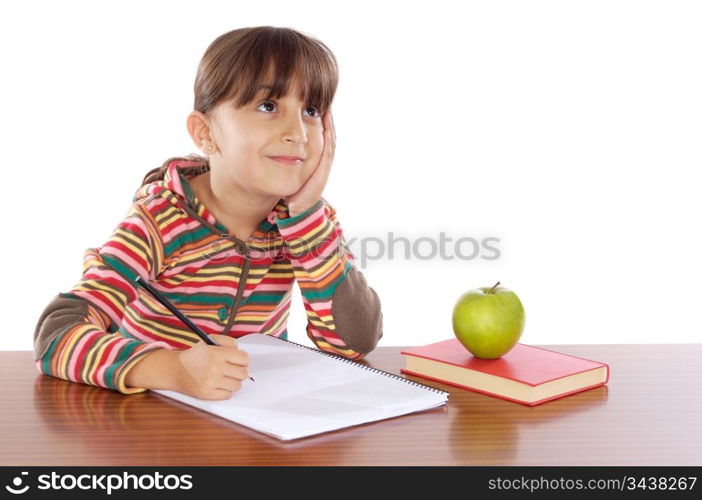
286, 200, 321, 219
287, 204, 304, 217
125, 348, 183, 391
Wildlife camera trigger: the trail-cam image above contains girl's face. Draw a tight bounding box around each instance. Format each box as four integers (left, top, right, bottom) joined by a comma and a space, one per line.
206, 79, 325, 198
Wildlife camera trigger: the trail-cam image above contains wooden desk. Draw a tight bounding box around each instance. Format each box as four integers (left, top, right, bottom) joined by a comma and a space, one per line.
2, 344, 700, 466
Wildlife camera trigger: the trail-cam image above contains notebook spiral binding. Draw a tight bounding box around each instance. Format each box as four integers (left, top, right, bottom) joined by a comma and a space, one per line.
270, 334, 449, 397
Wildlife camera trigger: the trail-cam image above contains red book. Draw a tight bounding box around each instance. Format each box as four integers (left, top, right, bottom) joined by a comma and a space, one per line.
400, 339, 610, 406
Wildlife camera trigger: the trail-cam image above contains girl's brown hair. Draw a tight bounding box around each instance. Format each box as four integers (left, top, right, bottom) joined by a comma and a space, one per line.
141, 26, 339, 187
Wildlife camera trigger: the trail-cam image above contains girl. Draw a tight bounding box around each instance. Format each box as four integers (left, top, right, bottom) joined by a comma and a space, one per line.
33, 26, 383, 401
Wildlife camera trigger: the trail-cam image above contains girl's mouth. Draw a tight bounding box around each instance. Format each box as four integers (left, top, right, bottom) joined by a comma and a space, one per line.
267, 156, 303, 166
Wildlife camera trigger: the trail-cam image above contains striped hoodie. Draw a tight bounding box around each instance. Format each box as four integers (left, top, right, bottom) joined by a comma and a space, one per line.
33, 158, 383, 394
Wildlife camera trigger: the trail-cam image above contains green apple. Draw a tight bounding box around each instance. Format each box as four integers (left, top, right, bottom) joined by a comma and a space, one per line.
452, 281, 525, 359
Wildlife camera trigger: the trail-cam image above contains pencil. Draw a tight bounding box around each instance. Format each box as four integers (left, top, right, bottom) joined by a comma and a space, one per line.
134, 276, 254, 382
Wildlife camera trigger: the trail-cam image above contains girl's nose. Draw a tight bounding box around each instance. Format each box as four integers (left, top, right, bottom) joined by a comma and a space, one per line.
279, 112, 308, 142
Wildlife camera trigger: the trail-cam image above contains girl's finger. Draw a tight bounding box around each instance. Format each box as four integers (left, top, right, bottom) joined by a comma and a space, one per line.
324, 129, 333, 161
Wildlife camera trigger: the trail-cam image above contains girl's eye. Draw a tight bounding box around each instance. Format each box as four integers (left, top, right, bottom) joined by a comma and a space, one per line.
256, 100, 320, 117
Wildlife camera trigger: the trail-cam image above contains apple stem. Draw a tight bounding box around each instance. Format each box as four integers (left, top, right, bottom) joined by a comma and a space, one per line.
488, 281, 501, 294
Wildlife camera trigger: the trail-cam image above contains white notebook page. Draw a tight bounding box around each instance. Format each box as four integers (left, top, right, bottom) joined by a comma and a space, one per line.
152, 333, 449, 441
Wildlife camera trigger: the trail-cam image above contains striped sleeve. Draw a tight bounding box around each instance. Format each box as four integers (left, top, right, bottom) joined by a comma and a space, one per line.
276, 198, 383, 360
33, 202, 172, 395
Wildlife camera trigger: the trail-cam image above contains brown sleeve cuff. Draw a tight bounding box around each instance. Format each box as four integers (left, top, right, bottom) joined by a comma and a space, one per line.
330, 267, 384, 354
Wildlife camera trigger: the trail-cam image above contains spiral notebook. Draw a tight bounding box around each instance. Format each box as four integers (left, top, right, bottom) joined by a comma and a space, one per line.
152, 333, 449, 441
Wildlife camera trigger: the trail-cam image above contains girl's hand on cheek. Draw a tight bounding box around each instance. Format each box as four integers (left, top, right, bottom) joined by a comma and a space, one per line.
284, 108, 335, 217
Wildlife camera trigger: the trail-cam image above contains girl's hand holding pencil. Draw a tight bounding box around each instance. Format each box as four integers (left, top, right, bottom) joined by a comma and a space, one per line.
174, 334, 251, 400
133, 276, 254, 400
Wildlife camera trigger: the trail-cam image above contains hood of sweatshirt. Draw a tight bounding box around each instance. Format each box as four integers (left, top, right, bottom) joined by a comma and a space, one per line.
131, 158, 290, 249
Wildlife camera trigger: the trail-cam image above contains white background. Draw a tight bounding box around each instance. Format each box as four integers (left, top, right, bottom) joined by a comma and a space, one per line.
1, 0, 700, 351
